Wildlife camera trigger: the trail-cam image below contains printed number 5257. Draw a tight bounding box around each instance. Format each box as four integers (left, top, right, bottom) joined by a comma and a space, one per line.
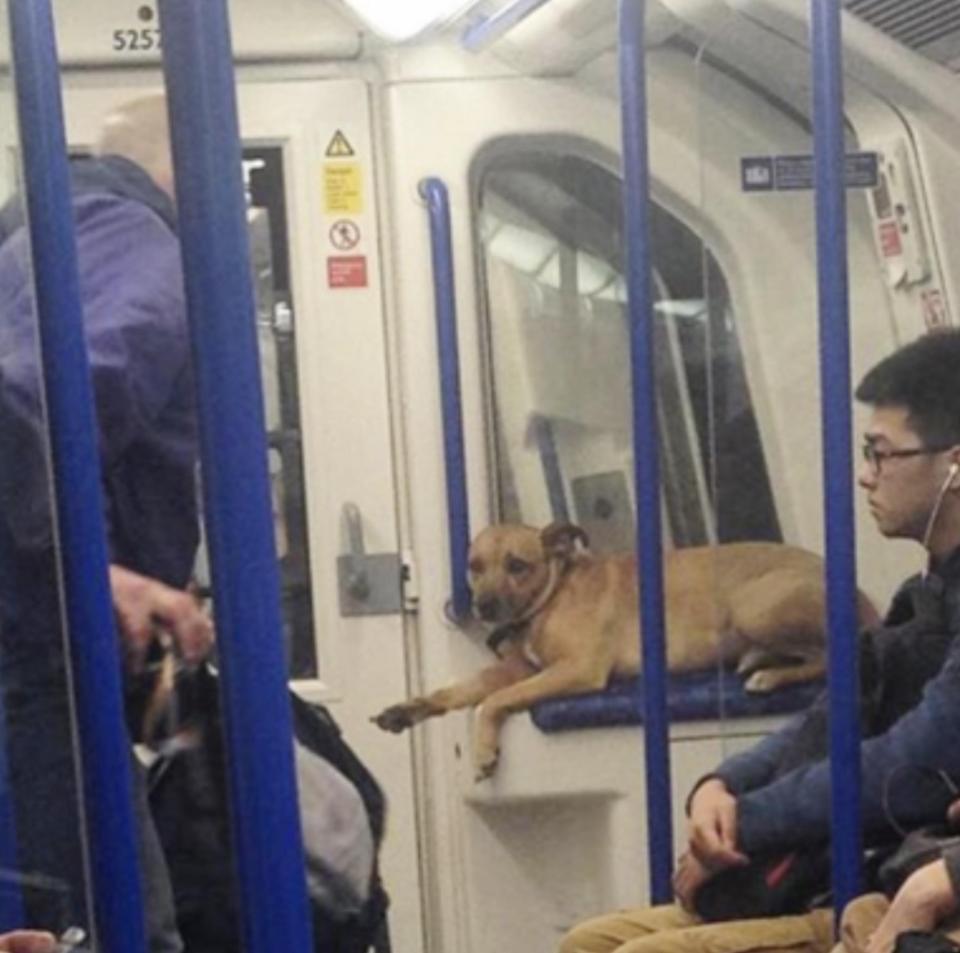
112, 28, 162, 53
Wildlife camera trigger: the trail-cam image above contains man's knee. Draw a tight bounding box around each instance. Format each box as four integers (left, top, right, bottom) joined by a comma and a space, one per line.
838, 894, 889, 953
559, 915, 624, 953
559, 904, 697, 953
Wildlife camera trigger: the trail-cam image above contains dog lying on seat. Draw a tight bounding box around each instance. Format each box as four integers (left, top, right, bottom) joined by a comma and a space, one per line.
373, 522, 879, 779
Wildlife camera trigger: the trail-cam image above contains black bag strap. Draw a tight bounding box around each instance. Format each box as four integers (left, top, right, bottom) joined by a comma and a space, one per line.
883, 764, 959, 838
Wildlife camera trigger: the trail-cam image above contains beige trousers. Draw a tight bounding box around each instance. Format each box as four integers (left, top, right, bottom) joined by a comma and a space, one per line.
559, 904, 836, 953
831, 893, 960, 953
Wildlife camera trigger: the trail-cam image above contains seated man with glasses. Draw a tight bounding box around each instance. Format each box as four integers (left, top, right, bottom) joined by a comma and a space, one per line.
560, 329, 960, 953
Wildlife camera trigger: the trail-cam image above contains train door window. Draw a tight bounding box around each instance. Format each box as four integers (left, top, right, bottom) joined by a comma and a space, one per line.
244, 146, 316, 679
474, 145, 780, 550
192, 147, 316, 678
188, 146, 314, 680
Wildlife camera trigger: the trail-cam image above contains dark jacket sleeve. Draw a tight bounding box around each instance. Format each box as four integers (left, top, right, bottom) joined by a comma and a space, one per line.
703, 700, 827, 798
0, 195, 187, 554
74, 195, 188, 470
0, 232, 59, 552
734, 643, 960, 853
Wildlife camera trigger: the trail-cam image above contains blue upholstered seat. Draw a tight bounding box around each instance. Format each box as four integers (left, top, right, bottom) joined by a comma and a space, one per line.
530, 669, 822, 733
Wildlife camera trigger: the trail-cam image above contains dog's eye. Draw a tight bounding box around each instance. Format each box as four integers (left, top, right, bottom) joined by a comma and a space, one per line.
468, 558, 484, 575
505, 556, 530, 575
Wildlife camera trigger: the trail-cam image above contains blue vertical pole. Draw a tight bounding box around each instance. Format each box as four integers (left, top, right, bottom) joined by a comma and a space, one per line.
6, 1, 148, 950
531, 416, 570, 523
618, 0, 673, 903
420, 178, 473, 623
811, 0, 862, 917
156, 2, 313, 951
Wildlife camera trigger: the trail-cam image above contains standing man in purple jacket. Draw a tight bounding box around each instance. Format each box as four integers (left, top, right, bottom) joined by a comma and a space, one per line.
0, 96, 212, 950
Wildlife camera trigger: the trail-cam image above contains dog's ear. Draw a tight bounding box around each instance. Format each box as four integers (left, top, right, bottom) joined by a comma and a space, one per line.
540, 522, 589, 561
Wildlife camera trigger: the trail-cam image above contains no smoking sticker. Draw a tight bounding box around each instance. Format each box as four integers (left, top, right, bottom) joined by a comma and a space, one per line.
330, 220, 361, 251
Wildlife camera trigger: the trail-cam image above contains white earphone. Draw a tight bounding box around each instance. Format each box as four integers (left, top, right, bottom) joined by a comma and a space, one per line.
941, 461, 960, 496
920, 462, 960, 575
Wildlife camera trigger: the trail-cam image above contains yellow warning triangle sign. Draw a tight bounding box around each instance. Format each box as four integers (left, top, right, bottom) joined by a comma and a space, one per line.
325, 130, 355, 158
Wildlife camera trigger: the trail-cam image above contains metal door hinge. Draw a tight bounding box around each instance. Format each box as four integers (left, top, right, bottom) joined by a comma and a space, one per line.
401, 548, 419, 613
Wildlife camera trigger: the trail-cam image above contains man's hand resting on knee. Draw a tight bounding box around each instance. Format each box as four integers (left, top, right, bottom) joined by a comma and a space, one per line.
673, 851, 716, 911
687, 778, 749, 871
109, 564, 214, 672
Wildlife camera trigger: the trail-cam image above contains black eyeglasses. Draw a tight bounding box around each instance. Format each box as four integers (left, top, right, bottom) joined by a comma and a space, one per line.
861, 442, 953, 473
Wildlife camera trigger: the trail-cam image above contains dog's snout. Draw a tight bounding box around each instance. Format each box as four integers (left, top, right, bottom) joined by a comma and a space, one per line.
474, 595, 502, 623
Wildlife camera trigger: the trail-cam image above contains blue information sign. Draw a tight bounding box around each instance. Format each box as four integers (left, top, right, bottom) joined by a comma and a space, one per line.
741, 151, 878, 192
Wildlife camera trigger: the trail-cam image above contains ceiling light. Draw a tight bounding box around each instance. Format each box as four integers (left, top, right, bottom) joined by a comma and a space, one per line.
341, 0, 478, 41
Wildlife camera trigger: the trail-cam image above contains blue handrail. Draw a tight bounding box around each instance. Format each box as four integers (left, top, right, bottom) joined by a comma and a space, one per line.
156, 2, 314, 950
531, 416, 570, 523
6, 1, 147, 949
618, 0, 673, 903
420, 178, 473, 623
810, 0, 863, 915
461, 0, 553, 52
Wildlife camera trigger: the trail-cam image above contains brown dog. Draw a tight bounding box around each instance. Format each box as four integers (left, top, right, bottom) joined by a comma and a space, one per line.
373, 523, 879, 779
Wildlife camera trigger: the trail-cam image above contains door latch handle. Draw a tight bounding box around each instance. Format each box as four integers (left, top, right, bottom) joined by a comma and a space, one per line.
337, 503, 403, 616
341, 502, 371, 600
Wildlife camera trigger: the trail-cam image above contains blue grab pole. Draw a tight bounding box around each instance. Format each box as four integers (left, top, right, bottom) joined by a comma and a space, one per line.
810, 0, 863, 916
618, 0, 674, 903
420, 178, 473, 623
531, 416, 570, 523
156, 2, 314, 951
6, 1, 148, 949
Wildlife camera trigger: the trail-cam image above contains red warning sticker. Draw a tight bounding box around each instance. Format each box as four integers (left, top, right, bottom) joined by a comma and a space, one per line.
879, 221, 902, 258
327, 256, 368, 289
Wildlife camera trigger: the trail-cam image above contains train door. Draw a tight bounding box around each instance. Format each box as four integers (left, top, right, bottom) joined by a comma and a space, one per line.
10, 78, 426, 949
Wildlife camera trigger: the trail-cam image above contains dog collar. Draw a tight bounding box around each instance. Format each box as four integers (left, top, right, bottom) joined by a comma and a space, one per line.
484, 556, 565, 657
512, 556, 564, 625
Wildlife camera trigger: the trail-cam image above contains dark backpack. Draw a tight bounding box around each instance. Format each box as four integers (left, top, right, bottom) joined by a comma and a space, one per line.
895, 933, 960, 953
146, 665, 390, 953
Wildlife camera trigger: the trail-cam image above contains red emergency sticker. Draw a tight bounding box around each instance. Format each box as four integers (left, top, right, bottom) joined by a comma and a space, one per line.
879, 221, 902, 258
327, 255, 368, 289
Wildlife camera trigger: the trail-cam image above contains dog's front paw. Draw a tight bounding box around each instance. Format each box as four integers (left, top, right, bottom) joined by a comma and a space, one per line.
473, 746, 500, 782
472, 705, 503, 780
743, 669, 780, 694
372, 699, 433, 733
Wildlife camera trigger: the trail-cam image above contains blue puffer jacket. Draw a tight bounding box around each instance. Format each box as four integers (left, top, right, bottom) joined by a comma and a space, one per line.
710, 547, 960, 853
0, 155, 198, 653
